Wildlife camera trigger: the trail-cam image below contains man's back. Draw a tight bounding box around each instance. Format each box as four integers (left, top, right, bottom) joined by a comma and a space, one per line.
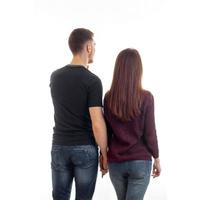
50, 28, 108, 200
50, 64, 103, 146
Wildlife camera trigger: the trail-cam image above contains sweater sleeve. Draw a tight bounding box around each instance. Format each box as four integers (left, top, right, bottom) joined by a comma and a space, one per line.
143, 93, 159, 159
103, 98, 113, 146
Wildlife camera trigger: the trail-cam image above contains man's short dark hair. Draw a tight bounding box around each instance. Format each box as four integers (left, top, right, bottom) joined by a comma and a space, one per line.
68, 28, 94, 55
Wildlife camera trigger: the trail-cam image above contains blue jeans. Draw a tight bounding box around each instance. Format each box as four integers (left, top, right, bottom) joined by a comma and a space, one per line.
109, 160, 152, 200
51, 145, 98, 200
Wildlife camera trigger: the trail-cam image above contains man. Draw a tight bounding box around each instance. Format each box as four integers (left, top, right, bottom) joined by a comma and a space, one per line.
50, 28, 108, 200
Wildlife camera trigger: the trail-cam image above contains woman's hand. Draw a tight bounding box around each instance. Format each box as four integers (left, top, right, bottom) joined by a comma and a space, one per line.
152, 158, 161, 178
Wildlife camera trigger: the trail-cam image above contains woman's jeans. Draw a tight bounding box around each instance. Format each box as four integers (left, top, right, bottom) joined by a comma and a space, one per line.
109, 160, 152, 200
51, 145, 98, 200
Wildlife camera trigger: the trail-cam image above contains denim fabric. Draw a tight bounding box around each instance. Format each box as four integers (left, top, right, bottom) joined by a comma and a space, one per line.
109, 160, 152, 200
51, 145, 98, 200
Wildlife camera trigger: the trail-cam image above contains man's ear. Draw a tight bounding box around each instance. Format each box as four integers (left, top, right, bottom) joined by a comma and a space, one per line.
87, 43, 92, 53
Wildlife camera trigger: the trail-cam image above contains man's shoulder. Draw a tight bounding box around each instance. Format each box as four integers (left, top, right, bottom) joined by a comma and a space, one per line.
50, 65, 102, 86
85, 70, 102, 84
50, 65, 68, 78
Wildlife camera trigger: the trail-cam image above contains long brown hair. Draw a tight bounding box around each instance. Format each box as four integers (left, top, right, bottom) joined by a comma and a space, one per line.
106, 48, 144, 121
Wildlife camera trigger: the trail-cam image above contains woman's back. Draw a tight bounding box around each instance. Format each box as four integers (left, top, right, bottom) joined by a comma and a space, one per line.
103, 48, 161, 200
104, 90, 159, 162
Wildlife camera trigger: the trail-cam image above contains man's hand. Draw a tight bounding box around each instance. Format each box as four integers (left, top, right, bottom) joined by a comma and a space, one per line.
99, 154, 108, 177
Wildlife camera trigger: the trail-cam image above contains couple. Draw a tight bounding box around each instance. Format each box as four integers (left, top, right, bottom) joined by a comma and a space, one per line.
50, 28, 161, 200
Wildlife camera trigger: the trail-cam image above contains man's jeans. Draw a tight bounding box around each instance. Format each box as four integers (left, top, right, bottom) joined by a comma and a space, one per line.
51, 145, 98, 200
109, 160, 152, 200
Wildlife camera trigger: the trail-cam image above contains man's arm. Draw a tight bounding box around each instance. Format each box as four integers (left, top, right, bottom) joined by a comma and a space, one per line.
89, 107, 108, 157
89, 106, 108, 176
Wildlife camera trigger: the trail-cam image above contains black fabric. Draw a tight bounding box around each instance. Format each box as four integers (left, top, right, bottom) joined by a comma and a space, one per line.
50, 65, 103, 145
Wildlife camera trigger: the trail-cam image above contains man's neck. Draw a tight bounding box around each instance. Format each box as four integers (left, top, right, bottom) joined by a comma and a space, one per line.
70, 54, 88, 69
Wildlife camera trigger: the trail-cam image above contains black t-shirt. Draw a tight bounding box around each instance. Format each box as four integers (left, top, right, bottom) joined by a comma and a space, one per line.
50, 65, 103, 145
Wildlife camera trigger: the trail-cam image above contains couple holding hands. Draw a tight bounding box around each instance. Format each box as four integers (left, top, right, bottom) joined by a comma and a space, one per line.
50, 28, 161, 200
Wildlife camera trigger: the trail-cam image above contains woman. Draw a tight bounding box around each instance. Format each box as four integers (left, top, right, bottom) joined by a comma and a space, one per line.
103, 48, 161, 200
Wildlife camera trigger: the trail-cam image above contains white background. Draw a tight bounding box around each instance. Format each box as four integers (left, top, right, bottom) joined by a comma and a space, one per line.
0, 0, 200, 199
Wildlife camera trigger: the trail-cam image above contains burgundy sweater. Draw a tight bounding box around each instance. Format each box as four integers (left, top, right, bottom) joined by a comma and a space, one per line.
103, 91, 159, 162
